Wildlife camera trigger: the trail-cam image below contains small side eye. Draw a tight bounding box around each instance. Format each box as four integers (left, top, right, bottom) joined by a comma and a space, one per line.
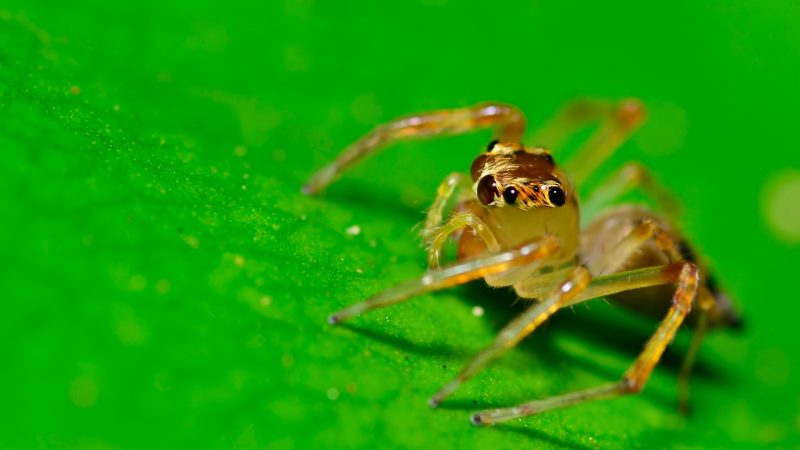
486, 139, 499, 152
547, 186, 566, 206
502, 186, 518, 205
477, 175, 498, 205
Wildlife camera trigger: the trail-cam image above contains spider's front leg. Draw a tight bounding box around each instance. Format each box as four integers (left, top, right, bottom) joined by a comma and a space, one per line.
303, 103, 525, 195
327, 230, 560, 325
428, 266, 592, 408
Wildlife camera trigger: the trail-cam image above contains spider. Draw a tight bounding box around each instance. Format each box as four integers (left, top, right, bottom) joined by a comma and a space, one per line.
302, 99, 741, 426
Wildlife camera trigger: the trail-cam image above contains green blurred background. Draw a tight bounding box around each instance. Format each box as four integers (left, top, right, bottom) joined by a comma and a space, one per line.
2, 1, 799, 448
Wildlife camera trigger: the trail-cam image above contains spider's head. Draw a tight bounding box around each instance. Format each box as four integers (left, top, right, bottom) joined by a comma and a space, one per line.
470, 140, 573, 210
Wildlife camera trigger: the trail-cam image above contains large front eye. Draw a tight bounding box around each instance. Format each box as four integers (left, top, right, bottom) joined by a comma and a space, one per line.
502, 186, 518, 205
477, 175, 498, 205
547, 186, 566, 206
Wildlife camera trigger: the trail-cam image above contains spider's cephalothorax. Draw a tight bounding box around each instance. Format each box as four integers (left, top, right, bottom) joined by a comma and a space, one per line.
466, 139, 580, 260
471, 140, 571, 210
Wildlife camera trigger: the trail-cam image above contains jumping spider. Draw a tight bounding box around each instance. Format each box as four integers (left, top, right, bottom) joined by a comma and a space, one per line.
303, 99, 741, 425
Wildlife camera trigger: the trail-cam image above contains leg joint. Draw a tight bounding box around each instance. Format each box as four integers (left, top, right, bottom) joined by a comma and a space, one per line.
620, 377, 643, 394
673, 262, 699, 313
616, 98, 646, 128
621, 161, 649, 184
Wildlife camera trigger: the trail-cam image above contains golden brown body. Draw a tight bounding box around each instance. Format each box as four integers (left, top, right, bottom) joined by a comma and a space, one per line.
304, 98, 740, 425
580, 205, 739, 328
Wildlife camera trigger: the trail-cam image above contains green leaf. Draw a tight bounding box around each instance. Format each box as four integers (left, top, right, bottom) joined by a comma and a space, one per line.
2, 2, 797, 449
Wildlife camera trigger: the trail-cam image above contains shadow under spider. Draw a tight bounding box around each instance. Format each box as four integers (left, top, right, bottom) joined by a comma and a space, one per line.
343, 278, 737, 415
337, 322, 477, 360
463, 281, 728, 378
326, 179, 427, 223
494, 424, 596, 450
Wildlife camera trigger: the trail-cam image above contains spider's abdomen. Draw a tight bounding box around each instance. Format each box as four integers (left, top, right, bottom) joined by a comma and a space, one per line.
581, 205, 740, 329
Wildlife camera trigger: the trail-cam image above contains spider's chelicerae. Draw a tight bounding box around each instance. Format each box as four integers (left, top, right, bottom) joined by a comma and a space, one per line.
303, 99, 741, 426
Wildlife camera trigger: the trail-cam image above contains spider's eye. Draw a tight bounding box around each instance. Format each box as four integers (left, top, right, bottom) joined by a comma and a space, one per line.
502, 186, 518, 205
477, 175, 498, 205
547, 186, 566, 206
486, 139, 499, 152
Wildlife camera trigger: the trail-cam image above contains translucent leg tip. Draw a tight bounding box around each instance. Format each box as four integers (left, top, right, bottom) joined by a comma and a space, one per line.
428, 397, 440, 409
327, 314, 341, 325
470, 414, 484, 426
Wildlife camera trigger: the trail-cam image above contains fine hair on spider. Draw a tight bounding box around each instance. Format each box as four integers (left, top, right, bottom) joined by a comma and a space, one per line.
303, 99, 742, 426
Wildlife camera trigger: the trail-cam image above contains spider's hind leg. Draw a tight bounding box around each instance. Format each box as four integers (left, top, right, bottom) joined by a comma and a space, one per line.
678, 308, 709, 414
530, 98, 646, 186
472, 262, 699, 425
467, 217, 720, 425
581, 162, 683, 221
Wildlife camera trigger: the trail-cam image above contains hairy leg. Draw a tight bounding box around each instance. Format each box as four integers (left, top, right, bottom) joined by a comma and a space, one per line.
530, 98, 646, 186
423, 173, 473, 239
472, 262, 699, 425
428, 266, 592, 407
514, 218, 678, 299
421, 173, 485, 267
327, 235, 559, 324
426, 212, 499, 268
581, 162, 682, 221
463, 220, 707, 424
304, 103, 525, 194
425, 221, 683, 410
